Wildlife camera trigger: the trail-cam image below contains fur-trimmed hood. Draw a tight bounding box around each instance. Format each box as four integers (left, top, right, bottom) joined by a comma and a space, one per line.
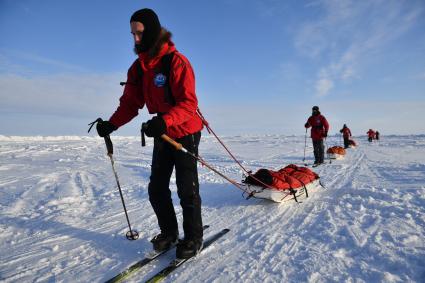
137, 28, 175, 71
148, 28, 172, 58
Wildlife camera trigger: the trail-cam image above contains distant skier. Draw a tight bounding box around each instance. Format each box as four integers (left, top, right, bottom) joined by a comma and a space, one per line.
339, 124, 352, 149
375, 131, 380, 140
95, 8, 204, 259
305, 106, 330, 166
367, 129, 375, 142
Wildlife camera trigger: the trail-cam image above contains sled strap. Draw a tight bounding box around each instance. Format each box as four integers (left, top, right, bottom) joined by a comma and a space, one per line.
319, 179, 326, 189
295, 172, 308, 198
159, 134, 250, 195
245, 191, 255, 200
291, 167, 309, 198
289, 188, 300, 203
299, 180, 308, 198
244, 185, 265, 200
196, 110, 280, 191
196, 108, 211, 134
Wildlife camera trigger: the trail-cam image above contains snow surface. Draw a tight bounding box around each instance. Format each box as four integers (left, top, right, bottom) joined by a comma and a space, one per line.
0, 134, 424, 282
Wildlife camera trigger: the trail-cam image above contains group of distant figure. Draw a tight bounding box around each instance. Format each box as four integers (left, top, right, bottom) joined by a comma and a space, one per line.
366, 129, 380, 142
304, 106, 381, 166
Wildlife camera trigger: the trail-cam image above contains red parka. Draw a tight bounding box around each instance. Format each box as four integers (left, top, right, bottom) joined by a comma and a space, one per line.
367, 130, 375, 138
340, 127, 352, 138
305, 114, 330, 141
109, 41, 203, 139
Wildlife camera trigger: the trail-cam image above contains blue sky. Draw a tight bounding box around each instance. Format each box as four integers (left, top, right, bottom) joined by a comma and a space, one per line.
1, 0, 424, 136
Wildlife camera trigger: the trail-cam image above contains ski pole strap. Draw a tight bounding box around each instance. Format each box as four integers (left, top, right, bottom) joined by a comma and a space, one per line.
87, 117, 103, 133
87, 118, 114, 156
140, 125, 146, 147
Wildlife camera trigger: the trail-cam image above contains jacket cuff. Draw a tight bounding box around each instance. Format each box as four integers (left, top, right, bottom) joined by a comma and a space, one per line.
108, 117, 120, 129
161, 114, 173, 128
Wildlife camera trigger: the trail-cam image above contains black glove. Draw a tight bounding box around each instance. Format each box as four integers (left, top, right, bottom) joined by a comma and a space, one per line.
144, 116, 167, 138
96, 120, 117, 137
304, 122, 309, 128
323, 131, 328, 138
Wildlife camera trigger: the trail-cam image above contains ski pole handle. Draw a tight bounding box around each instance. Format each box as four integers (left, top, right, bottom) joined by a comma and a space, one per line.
104, 135, 113, 156
141, 122, 184, 152
161, 134, 184, 151
88, 118, 114, 156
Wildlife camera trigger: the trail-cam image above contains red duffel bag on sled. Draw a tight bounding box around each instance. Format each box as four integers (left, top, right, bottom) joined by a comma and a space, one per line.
327, 146, 346, 159
242, 164, 322, 203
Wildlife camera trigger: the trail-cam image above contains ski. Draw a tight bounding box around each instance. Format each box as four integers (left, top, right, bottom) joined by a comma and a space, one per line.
144, 228, 230, 283
105, 225, 210, 283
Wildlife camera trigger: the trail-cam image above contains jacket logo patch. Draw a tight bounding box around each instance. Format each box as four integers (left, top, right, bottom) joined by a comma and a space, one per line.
154, 73, 166, 87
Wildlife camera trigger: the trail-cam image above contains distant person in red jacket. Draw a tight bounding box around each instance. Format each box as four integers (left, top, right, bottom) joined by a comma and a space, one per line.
367, 129, 375, 142
339, 124, 352, 149
305, 106, 330, 165
95, 8, 203, 259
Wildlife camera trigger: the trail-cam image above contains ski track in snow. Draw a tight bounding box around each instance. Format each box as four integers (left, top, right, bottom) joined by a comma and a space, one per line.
0, 135, 424, 282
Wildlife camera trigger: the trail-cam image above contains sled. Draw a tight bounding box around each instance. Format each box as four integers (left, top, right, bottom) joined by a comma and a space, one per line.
348, 139, 357, 148
327, 146, 346, 159
241, 164, 322, 203
242, 179, 322, 203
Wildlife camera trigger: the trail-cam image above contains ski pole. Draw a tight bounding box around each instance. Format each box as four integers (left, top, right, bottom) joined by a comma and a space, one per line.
303, 128, 307, 165
88, 118, 139, 241
104, 136, 139, 240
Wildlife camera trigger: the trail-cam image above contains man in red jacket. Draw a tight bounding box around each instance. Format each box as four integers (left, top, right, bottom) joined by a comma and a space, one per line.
95, 8, 203, 259
339, 124, 352, 149
367, 129, 375, 142
305, 106, 330, 166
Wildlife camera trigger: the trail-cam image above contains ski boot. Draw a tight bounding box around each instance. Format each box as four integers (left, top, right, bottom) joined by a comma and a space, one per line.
176, 238, 203, 259
151, 232, 178, 252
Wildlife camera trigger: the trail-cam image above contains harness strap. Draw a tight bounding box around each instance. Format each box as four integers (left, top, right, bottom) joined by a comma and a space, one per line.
120, 52, 175, 106
160, 52, 176, 105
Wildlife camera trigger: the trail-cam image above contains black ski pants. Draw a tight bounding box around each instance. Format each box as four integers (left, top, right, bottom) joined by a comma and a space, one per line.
148, 131, 203, 241
312, 139, 325, 163
343, 137, 350, 148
